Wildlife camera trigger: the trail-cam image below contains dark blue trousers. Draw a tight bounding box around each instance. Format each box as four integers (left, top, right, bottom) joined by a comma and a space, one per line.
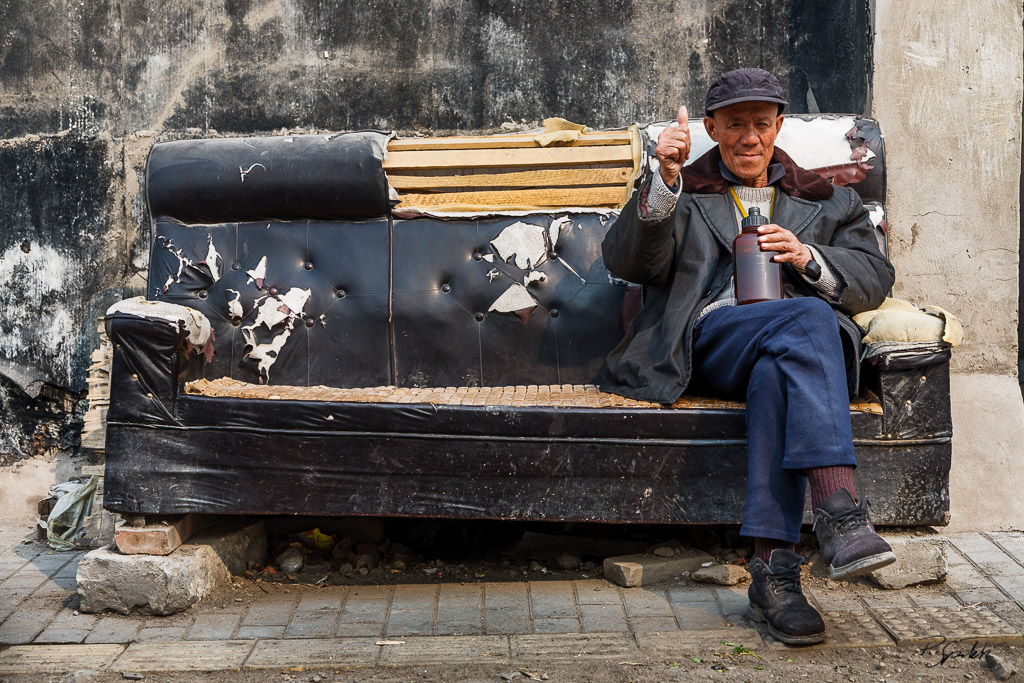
690, 297, 857, 543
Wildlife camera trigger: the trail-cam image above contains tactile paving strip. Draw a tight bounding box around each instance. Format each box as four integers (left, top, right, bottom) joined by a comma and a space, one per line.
822, 611, 897, 648
870, 606, 1024, 646
187, 378, 883, 414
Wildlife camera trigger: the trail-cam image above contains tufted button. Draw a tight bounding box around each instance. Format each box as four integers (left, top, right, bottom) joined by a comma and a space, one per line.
198, 290, 208, 299
441, 283, 451, 293
549, 251, 558, 260
306, 318, 315, 328
269, 286, 279, 296
473, 252, 483, 261
336, 289, 346, 298
231, 262, 241, 271
231, 319, 240, 327
304, 261, 313, 270
474, 312, 484, 322
550, 309, 559, 318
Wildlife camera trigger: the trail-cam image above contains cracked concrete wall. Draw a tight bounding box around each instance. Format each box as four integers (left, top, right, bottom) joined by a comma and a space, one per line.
873, 0, 1024, 530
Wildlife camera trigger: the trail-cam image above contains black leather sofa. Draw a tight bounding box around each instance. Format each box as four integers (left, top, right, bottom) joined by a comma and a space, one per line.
102, 120, 952, 526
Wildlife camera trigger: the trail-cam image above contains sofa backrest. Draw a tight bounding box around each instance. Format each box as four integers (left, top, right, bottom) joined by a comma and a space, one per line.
145, 117, 886, 388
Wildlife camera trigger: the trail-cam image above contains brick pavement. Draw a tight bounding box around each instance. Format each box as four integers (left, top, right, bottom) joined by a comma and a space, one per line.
4, 527, 1024, 674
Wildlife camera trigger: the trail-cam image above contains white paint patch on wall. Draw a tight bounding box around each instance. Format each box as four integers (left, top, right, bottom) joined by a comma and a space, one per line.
0, 243, 82, 384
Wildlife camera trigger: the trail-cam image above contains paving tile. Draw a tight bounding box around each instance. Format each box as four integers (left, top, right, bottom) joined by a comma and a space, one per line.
579, 603, 628, 633
0, 571, 50, 590
947, 532, 1000, 554
715, 586, 750, 617
285, 608, 339, 639
946, 561, 998, 589
820, 611, 895, 647
236, 624, 287, 639
187, 612, 242, 640
434, 584, 482, 635
297, 589, 345, 611
966, 550, 1024, 577
135, 626, 187, 641
33, 610, 98, 644
483, 582, 528, 610
634, 627, 763, 656
27, 552, 77, 572
385, 607, 433, 636
665, 585, 716, 603
574, 579, 621, 605
991, 576, 1024, 604
0, 643, 125, 673
955, 587, 1011, 605
84, 615, 141, 644
629, 616, 679, 632
378, 635, 509, 666
247, 637, 380, 667
528, 581, 576, 619
531, 617, 580, 633
336, 589, 389, 637
861, 593, 913, 609
672, 601, 727, 629
483, 607, 530, 635
31, 578, 76, 599
512, 632, 639, 664
0, 600, 61, 644
241, 596, 297, 626
390, 584, 437, 611
871, 605, 1024, 646
907, 591, 964, 608
115, 639, 256, 671
621, 588, 673, 618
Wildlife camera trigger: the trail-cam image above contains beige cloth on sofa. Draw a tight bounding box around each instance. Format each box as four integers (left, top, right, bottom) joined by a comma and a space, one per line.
852, 297, 964, 346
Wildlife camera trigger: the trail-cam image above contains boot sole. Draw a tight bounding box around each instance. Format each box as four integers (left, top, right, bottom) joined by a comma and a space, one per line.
829, 551, 897, 580
747, 604, 826, 646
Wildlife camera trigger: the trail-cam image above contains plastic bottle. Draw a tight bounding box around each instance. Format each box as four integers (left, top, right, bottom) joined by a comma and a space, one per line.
733, 207, 783, 305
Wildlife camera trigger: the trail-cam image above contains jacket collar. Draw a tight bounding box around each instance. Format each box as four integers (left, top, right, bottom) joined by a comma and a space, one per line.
682, 146, 834, 201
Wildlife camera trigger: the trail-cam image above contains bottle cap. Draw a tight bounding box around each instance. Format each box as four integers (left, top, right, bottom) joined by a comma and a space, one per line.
741, 206, 769, 229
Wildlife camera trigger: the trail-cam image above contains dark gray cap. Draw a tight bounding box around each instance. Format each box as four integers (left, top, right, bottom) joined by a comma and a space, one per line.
705, 68, 787, 115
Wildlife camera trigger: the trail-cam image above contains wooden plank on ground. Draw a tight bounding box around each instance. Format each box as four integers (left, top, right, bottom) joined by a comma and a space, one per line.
383, 145, 632, 170
387, 166, 633, 190
114, 513, 197, 555
388, 130, 631, 151
396, 186, 624, 209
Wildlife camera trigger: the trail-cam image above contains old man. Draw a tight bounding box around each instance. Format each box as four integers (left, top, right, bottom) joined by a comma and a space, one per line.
600, 68, 896, 645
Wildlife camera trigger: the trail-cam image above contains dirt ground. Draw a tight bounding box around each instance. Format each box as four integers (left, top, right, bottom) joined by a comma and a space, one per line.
3, 643, 1020, 682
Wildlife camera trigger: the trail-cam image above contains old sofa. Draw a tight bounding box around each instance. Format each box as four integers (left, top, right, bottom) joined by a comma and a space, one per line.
102, 117, 952, 526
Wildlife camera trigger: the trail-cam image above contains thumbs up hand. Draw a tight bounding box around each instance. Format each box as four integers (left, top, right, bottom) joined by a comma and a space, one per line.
656, 105, 691, 188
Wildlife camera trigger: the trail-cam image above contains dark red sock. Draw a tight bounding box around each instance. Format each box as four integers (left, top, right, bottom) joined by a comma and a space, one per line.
753, 537, 796, 563
806, 465, 857, 511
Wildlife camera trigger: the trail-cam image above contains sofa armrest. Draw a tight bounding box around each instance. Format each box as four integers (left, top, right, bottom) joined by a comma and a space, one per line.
860, 341, 952, 440
104, 299, 211, 426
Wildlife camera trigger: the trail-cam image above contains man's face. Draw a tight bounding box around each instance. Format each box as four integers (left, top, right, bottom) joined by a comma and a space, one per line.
703, 101, 785, 186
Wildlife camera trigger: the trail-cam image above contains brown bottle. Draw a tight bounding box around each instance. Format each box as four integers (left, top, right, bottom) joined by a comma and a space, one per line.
733, 207, 783, 305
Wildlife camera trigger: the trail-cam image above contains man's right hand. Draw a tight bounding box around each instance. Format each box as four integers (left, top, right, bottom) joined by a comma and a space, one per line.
656, 106, 691, 188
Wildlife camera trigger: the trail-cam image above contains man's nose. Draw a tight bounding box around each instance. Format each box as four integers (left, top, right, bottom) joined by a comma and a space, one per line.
739, 127, 760, 145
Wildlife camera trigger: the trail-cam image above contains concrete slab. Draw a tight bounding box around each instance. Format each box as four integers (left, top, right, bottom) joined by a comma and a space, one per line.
77, 520, 266, 615
377, 635, 509, 666
246, 637, 381, 668
869, 537, 948, 589
511, 632, 638, 663
604, 549, 714, 587
0, 643, 124, 674
113, 639, 256, 671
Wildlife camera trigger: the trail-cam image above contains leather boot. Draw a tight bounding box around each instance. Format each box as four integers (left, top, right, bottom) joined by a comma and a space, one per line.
813, 488, 896, 580
747, 548, 826, 645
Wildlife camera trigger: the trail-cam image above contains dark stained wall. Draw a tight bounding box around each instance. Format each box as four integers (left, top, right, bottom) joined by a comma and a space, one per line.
0, 0, 872, 464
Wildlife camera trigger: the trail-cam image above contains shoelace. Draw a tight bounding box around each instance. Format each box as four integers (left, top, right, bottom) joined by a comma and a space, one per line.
767, 558, 803, 593
828, 498, 871, 533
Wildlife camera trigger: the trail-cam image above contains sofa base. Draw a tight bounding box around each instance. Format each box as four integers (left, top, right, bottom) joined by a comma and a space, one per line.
104, 424, 950, 526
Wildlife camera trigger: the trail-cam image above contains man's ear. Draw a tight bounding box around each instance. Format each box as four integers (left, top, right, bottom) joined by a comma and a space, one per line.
704, 116, 718, 142
775, 114, 785, 134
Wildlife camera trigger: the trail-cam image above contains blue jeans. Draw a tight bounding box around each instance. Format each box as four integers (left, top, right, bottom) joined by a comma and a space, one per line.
690, 297, 857, 543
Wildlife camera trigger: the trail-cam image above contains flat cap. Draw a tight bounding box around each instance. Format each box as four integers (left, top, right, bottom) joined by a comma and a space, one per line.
705, 68, 787, 115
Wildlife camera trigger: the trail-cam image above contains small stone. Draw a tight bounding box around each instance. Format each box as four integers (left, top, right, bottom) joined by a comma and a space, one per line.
604, 549, 714, 587
724, 551, 739, 563
868, 537, 947, 589
392, 560, 406, 571
652, 547, 675, 558
876, 661, 886, 670
358, 567, 369, 576
556, 553, 582, 570
692, 563, 750, 586
354, 553, 375, 569
312, 676, 322, 683
986, 653, 1015, 681
529, 560, 547, 573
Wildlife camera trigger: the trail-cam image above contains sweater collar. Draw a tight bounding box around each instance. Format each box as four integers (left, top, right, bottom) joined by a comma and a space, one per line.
719, 160, 787, 188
